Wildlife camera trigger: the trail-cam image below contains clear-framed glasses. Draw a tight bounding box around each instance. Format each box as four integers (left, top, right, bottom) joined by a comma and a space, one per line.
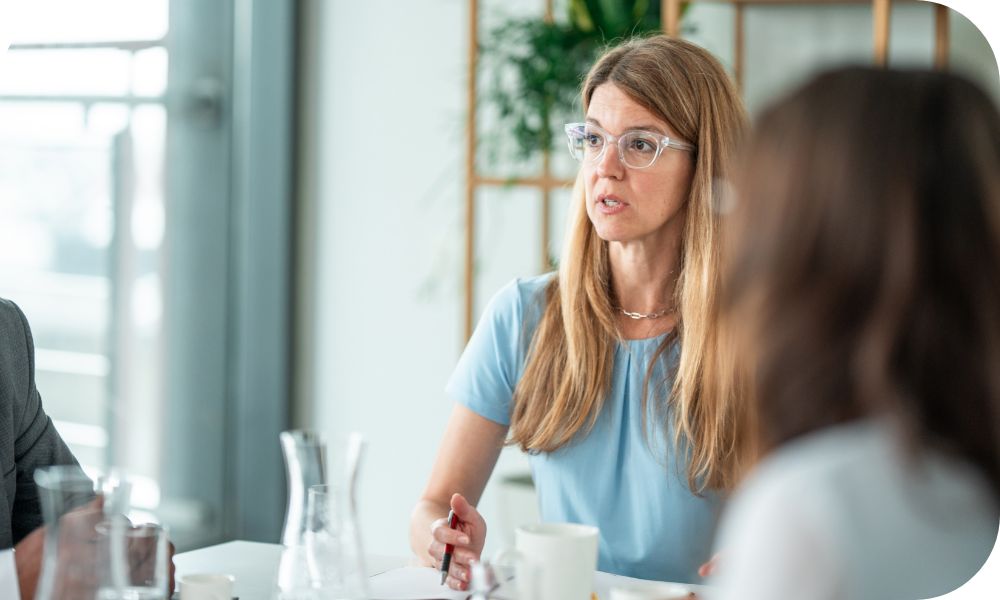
564, 122, 695, 169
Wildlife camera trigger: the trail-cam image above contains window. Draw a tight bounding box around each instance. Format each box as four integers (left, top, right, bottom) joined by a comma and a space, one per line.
0, 0, 169, 519
0, 0, 295, 548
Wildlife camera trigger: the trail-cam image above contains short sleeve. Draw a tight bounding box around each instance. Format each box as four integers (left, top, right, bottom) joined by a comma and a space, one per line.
445, 279, 528, 426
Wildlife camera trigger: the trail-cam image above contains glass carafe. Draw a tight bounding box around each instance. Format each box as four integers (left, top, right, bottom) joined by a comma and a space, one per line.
279, 430, 327, 547
277, 430, 366, 599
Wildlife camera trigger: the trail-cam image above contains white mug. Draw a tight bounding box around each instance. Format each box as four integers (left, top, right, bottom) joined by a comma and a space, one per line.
179, 573, 235, 600
610, 582, 694, 600
515, 522, 599, 600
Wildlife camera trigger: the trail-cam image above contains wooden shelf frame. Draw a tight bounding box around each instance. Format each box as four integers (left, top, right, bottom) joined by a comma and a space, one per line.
464, 0, 951, 339
664, 1, 950, 84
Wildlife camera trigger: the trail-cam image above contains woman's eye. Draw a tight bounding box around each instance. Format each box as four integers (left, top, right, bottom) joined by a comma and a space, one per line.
584, 134, 602, 147
630, 138, 656, 153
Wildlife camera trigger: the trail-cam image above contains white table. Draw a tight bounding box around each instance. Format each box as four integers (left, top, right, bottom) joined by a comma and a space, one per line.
174, 541, 407, 599
174, 540, 711, 599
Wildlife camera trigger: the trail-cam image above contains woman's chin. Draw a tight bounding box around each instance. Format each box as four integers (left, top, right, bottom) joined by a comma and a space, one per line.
592, 225, 635, 243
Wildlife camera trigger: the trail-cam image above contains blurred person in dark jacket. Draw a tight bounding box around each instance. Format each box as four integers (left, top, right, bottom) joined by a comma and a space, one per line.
0, 299, 175, 598
0, 298, 82, 598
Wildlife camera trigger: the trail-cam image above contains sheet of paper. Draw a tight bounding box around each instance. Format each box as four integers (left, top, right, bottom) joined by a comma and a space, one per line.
368, 566, 468, 600
367, 565, 713, 600
0, 549, 18, 597
594, 570, 714, 599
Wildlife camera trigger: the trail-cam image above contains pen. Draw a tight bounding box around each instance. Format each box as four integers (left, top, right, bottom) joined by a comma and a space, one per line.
439, 509, 459, 585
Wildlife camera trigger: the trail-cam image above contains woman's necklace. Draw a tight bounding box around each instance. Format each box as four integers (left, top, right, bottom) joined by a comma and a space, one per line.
615, 306, 672, 320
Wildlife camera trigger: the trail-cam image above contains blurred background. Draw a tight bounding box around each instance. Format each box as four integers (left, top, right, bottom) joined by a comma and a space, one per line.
0, 0, 996, 558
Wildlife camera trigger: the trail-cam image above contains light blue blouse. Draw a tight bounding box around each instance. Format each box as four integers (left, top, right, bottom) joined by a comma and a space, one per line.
445, 274, 720, 583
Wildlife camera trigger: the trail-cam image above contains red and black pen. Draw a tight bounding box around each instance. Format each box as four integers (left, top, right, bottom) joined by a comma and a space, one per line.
439, 509, 459, 585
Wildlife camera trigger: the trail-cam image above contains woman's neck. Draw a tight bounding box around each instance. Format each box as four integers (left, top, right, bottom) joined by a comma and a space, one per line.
608, 234, 682, 314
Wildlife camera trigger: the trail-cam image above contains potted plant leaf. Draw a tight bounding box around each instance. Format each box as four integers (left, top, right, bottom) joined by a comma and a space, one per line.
479, 0, 689, 165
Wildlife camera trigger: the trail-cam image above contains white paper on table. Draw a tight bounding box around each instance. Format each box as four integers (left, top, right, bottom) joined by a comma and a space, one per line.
594, 570, 713, 599
367, 565, 712, 600
0, 549, 19, 597
368, 566, 469, 600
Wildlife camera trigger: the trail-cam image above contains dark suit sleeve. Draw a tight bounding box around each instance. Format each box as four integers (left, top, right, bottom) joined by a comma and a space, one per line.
6, 301, 83, 544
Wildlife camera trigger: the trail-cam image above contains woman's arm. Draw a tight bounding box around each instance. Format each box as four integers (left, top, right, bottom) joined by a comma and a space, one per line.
409, 404, 508, 590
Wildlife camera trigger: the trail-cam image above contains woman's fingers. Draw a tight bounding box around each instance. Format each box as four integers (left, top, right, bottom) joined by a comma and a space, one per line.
427, 541, 478, 568
450, 547, 478, 565
449, 493, 480, 524
447, 562, 470, 583
446, 572, 469, 591
431, 523, 470, 546
428, 546, 469, 590
428, 497, 484, 583
698, 553, 721, 578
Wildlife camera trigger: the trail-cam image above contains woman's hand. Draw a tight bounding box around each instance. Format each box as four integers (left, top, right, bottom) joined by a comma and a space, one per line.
409, 405, 507, 588
698, 552, 721, 578
427, 493, 487, 591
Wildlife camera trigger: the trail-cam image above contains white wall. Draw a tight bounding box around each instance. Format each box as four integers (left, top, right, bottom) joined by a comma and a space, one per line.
296, 0, 999, 559
297, 0, 474, 559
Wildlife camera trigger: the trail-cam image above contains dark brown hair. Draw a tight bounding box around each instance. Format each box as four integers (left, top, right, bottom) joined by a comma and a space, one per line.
726, 67, 1000, 499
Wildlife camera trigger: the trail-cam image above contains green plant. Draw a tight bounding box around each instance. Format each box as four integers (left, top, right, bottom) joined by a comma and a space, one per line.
480, 0, 685, 164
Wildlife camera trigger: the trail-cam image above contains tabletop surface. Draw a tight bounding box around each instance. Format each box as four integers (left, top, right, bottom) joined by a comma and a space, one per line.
174, 540, 711, 600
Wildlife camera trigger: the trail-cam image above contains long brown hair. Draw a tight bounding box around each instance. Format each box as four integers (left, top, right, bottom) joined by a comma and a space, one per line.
508, 36, 750, 492
727, 67, 1000, 499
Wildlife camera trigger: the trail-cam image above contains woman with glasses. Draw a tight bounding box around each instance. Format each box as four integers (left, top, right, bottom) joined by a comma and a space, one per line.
712, 67, 1000, 599
410, 36, 748, 588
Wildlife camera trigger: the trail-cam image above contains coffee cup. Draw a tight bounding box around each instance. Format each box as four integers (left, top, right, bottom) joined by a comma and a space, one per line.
179, 573, 235, 600
515, 522, 599, 600
610, 581, 694, 600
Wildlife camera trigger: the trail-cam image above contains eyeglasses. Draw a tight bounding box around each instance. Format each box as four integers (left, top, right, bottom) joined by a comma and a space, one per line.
564, 122, 695, 169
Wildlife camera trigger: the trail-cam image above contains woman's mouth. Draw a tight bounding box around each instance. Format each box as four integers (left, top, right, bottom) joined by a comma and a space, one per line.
597, 195, 628, 214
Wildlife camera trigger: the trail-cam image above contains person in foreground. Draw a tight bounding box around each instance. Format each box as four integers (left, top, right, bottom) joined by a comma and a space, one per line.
712, 67, 1000, 600
0, 298, 175, 598
411, 36, 749, 589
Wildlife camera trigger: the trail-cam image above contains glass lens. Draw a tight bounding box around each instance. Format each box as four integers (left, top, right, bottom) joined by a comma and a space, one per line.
565, 125, 586, 162
565, 124, 605, 162
581, 126, 605, 161
622, 131, 660, 168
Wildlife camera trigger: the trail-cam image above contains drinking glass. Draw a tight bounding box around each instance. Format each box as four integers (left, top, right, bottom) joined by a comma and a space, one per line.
113, 523, 170, 599
34, 467, 169, 600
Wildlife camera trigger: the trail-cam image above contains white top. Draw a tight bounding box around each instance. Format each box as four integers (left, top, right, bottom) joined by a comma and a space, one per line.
712, 419, 999, 600
0, 550, 16, 596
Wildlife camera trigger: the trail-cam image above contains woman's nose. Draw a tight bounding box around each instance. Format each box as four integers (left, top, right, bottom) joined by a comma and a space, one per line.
595, 142, 625, 179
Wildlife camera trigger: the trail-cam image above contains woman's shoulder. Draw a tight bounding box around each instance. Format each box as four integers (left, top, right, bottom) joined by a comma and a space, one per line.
731, 421, 895, 506
723, 418, 998, 550
484, 272, 555, 319
717, 423, 999, 599
471, 273, 556, 355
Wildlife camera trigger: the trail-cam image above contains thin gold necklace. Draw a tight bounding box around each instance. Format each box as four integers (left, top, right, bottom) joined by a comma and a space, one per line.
615, 306, 672, 320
